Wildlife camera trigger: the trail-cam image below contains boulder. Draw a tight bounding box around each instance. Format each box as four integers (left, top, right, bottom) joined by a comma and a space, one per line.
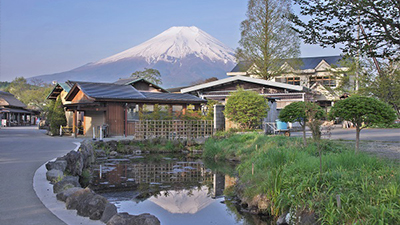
66, 188, 94, 210
56, 187, 83, 202
46, 159, 67, 172
65, 188, 109, 220
64, 150, 84, 176
46, 169, 64, 183
295, 210, 318, 225
53, 176, 81, 193
76, 193, 109, 220
80, 140, 96, 168
100, 203, 118, 223
107, 213, 160, 225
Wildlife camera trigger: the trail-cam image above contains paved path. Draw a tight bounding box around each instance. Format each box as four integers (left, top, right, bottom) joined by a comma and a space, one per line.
291, 126, 400, 142
0, 127, 80, 225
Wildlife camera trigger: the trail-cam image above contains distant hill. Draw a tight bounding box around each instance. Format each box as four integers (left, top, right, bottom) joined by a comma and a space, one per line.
29, 26, 236, 88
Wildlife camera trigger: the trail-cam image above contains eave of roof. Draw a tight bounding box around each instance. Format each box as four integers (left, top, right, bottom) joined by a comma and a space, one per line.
114, 78, 169, 93
181, 76, 305, 93
65, 81, 205, 103
230, 55, 343, 72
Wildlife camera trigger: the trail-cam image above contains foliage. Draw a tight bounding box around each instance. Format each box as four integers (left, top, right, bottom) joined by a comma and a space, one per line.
139, 104, 204, 121
0, 81, 10, 91
203, 133, 400, 224
329, 96, 396, 150
140, 104, 172, 120
236, 0, 301, 80
131, 68, 162, 85
368, 62, 400, 117
224, 88, 269, 129
48, 96, 67, 135
5, 77, 52, 111
278, 101, 325, 145
290, 0, 400, 59
201, 99, 219, 121
191, 77, 219, 85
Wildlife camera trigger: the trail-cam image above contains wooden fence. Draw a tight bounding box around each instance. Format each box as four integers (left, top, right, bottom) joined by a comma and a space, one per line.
135, 120, 213, 140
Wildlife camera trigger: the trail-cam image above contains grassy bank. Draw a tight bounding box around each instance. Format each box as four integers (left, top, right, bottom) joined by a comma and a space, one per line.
203, 133, 400, 224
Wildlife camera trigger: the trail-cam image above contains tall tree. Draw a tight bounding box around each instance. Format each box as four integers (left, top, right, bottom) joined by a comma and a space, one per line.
236, 0, 301, 80
290, 0, 400, 60
131, 68, 162, 85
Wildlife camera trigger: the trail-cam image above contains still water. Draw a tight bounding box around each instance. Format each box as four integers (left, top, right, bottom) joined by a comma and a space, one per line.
90, 154, 271, 225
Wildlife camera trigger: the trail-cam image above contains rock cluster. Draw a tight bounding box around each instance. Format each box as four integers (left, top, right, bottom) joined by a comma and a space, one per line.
45, 140, 160, 225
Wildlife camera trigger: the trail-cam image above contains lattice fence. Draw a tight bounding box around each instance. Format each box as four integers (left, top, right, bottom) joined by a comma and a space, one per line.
135, 120, 213, 140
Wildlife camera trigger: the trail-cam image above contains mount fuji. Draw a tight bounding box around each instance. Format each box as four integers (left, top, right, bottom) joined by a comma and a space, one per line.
30, 26, 236, 87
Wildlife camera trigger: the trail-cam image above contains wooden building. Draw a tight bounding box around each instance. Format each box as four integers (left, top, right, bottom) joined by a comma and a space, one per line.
226, 56, 349, 109
181, 76, 310, 130
48, 80, 206, 137
0, 91, 37, 126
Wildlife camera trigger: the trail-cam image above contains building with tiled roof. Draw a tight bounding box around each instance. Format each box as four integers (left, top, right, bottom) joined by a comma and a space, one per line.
47, 79, 206, 137
0, 91, 36, 126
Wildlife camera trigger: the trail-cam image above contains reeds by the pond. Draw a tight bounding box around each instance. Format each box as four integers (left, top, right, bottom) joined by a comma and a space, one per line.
203, 133, 400, 224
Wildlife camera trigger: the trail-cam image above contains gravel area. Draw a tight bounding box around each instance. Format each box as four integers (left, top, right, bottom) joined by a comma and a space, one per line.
335, 140, 400, 162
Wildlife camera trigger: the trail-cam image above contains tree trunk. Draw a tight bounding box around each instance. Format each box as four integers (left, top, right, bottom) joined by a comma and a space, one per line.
302, 124, 307, 146
355, 126, 361, 152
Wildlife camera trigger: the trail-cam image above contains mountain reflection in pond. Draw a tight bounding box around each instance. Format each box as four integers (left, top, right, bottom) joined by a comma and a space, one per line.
91, 154, 271, 225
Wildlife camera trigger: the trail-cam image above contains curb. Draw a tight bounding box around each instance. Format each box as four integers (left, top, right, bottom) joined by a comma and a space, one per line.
33, 142, 104, 225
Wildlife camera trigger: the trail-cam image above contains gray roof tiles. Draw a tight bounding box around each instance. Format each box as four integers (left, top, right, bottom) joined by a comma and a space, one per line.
230, 55, 343, 72
0, 91, 27, 108
70, 81, 204, 102
75, 81, 146, 100
140, 92, 206, 102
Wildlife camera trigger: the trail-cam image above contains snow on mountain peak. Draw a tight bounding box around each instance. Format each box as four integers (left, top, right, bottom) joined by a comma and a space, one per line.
95, 26, 236, 65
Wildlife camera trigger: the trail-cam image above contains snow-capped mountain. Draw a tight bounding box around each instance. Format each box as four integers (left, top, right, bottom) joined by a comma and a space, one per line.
30, 26, 236, 87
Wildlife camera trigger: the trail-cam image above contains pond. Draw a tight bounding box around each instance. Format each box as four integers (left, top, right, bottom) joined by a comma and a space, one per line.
90, 153, 272, 225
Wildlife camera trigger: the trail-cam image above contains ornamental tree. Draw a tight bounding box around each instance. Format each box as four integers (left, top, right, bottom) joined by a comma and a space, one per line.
224, 88, 269, 130
49, 96, 67, 135
329, 96, 396, 151
279, 101, 325, 145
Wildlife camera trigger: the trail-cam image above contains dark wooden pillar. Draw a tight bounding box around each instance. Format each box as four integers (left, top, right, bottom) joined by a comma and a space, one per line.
182, 105, 187, 115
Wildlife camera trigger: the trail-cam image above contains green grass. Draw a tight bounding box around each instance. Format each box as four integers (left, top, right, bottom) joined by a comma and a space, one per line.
203, 133, 400, 224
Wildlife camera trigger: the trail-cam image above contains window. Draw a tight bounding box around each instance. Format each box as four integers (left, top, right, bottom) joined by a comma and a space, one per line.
127, 104, 139, 120
310, 76, 336, 87
276, 76, 301, 85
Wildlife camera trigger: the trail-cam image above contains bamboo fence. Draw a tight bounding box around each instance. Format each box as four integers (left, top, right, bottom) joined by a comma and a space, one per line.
135, 120, 213, 140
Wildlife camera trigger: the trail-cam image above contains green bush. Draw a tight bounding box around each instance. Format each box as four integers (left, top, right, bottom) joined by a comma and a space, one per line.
224, 88, 269, 129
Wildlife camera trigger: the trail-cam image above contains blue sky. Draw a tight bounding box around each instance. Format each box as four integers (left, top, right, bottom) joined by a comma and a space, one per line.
0, 0, 341, 82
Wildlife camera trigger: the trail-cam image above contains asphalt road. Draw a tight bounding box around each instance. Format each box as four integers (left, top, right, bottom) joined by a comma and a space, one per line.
291, 126, 400, 142
0, 126, 80, 225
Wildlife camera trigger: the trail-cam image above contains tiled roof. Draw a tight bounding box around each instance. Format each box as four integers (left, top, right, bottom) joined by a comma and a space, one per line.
0, 91, 27, 108
113, 77, 141, 85
140, 92, 206, 102
230, 55, 343, 72
75, 81, 146, 99
181, 76, 305, 93
68, 81, 205, 102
